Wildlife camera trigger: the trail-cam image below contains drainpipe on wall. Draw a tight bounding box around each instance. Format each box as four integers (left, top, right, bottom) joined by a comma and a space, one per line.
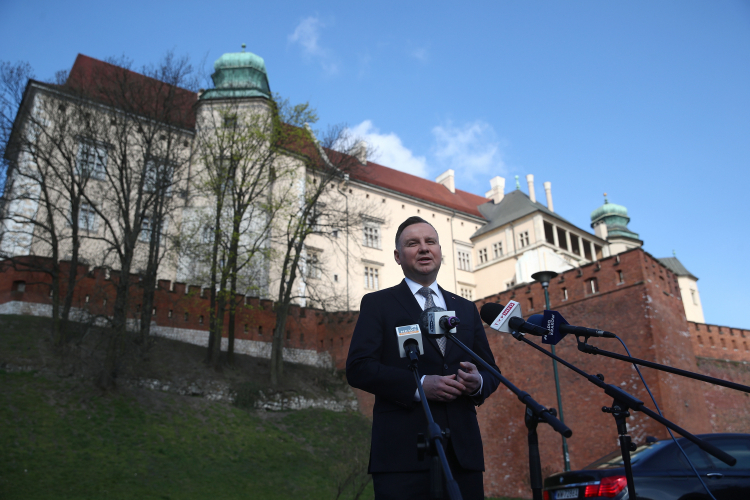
450, 211, 457, 294
336, 182, 350, 311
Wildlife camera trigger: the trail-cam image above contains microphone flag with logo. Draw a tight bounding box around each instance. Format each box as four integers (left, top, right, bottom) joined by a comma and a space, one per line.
541, 310, 569, 345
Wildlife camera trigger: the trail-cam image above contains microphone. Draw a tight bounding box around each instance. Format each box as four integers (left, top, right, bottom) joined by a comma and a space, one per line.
479, 301, 548, 336
440, 315, 460, 331
396, 324, 425, 358
525, 311, 617, 345
418, 307, 458, 337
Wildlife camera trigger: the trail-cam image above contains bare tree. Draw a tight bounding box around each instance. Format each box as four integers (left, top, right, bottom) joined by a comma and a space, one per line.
269, 125, 378, 385
61, 52, 197, 389
0, 60, 110, 345
188, 95, 317, 368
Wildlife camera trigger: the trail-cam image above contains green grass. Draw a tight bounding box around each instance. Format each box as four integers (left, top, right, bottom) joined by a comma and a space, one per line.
0, 370, 374, 500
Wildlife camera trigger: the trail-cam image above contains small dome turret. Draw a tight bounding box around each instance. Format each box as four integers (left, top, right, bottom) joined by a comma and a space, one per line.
200, 44, 271, 100
590, 193, 640, 240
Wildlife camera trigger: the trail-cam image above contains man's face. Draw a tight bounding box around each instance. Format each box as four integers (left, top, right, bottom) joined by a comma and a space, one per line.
394, 223, 442, 286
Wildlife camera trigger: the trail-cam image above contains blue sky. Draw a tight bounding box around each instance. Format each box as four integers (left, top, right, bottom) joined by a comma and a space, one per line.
1, 1, 749, 328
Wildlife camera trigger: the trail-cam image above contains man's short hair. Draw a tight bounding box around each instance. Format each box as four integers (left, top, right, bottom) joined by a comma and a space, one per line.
395, 216, 435, 249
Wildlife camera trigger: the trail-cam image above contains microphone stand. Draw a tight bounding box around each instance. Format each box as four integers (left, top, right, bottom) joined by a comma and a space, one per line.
406, 344, 463, 500
505, 330, 737, 499
576, 338, 750, 394
441, 333, 572, 500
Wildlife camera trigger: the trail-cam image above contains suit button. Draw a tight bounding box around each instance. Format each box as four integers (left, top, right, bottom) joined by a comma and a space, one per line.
444, 364, 449, 370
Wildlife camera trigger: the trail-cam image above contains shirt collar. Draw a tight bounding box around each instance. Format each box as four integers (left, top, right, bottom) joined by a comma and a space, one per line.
404, 277, 440, 297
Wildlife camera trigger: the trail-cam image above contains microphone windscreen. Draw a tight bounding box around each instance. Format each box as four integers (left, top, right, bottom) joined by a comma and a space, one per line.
525, 314, 545, 327
419, 306, 445, 334
480, 302, 506, 326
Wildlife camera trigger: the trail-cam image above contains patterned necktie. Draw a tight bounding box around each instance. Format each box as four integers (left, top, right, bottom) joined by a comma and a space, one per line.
418, 286, 446, 356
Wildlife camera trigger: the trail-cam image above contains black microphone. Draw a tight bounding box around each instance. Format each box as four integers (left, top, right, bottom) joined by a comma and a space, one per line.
396, 323, 425, 358
440, 315, 460, 331
525, 313, 616, 345
479, 302, 547, 336
418, 306, 459, 337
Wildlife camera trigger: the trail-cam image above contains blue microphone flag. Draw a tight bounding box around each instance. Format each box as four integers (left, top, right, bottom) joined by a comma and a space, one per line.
541, 310, 569, 345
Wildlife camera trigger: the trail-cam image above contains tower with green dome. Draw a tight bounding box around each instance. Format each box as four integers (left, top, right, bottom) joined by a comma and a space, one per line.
199, 44, 272, 101
590, 194, 643, 255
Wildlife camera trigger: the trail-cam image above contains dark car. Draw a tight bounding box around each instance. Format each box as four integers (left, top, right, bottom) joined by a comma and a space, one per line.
543, 433, 750, 500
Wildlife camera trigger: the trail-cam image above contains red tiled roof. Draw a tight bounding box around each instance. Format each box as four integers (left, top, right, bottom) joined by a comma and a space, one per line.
350, 160, 488, 218
64, 54, 197, 129
60, 55, 488, 218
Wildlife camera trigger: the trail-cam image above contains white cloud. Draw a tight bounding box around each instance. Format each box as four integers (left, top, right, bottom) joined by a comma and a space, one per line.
288, 16, 339, 74
349, 120, 429, 178
410, 47, 429, 63
431, 120, 507, 185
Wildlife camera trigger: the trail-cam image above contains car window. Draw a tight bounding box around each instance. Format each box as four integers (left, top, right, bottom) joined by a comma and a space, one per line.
674, 442, 715, 470
584, 442, 669, 470
702, 438, 750, 470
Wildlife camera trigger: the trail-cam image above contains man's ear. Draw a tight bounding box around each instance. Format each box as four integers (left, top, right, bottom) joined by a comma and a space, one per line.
394, 248, 401, 265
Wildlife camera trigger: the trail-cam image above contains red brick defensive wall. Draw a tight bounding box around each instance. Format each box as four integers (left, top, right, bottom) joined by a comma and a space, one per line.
2, 248, 749, 498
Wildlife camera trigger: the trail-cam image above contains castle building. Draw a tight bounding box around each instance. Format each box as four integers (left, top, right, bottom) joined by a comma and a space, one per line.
0, 46, 705, 322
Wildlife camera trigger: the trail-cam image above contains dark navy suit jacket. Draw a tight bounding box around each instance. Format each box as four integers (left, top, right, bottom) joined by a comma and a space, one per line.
346, 280, 500, 473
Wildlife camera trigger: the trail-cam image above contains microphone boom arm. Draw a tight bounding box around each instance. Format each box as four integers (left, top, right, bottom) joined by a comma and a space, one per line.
577, 338, 750, 394
511, 333, 736, 467
443, 332, 572, 438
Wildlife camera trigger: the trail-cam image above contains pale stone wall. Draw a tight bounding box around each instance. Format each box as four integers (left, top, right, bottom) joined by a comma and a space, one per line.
678, 275, 706, 323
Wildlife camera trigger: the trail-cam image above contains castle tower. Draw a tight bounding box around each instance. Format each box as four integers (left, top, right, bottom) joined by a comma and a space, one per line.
199, 44, 272, 101
590, 194, 643, 256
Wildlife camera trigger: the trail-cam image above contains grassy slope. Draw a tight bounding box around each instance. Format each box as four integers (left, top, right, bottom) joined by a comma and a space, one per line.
1, 370, 374, 500
0, 315, 522, 499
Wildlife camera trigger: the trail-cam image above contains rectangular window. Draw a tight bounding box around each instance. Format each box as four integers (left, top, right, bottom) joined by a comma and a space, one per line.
505, 279, 516, 290
617, 270, 624, 284
570, 236, 581, 256
518, 231, 530, 248
364, 266, 379, 290
144, 158, 174, 194
562, 287, 568, 301
201, 226, 213, 244
493, 242, 503, 259
594, 244, 603, 259
307, 252, 321, 279
586, 278, 599, 295
78, 203, 97, 231
478, 248, 488, 264
691, 289, 698, 305
76, 140, 107, 179
528, 297, 534, 310
583, 240, 593, 260
457, 250, 471, 271
223, 114, 238, 129
309, 203, 325, 232
557, 228, 568, 250
363, 222, 381, 249
544, 221, 555, 244
459, 287, 474, 300
140, 217, 152, 242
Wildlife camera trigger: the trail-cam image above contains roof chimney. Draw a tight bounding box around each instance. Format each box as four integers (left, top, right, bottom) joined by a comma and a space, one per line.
526, 174, 536, 203
353, 140, 368, 165
544, 181, 554, 212
436, 169, 455, 193
485, 176, 505, 204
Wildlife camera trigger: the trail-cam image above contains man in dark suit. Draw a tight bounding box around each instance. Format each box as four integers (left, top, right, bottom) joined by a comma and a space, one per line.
346, 216, 500, 500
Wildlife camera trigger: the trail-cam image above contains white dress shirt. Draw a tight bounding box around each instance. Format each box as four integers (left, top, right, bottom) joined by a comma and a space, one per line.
404, 278, 483, 401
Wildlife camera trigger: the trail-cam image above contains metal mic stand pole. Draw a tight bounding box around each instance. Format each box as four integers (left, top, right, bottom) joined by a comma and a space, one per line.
506, 331, 737, 499
576, 338, 750, 394
406, 345, 463, 500
442, 333, 572, 500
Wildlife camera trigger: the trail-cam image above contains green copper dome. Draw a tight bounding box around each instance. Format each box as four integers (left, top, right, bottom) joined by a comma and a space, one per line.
200, 44, 271, 101
590, 194, 640, 240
